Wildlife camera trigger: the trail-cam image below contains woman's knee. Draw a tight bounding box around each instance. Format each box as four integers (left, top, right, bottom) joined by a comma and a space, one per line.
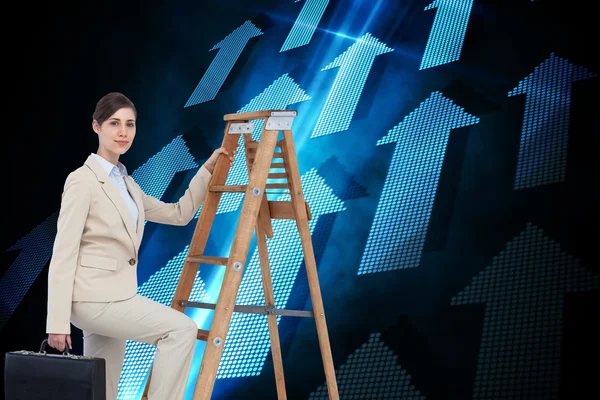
175, 315, 198, 342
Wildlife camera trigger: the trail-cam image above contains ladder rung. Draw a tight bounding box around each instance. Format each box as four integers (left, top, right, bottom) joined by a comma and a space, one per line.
180, 300, 314, 318
268, 173, 287, 179
266, 183, 289, 189
209, 184, 287, 192
197, 329, 209, 341
271, 163, 285, 169
187, 255, 228, 266
246, 140, 283, 152
247, 153, 283, 164
209, 185, 247, 192
268, 201, 312, 220
245, 142, 258, 152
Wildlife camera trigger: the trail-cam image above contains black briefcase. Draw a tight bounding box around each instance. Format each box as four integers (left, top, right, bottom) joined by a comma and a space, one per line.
4, 338, 106, 400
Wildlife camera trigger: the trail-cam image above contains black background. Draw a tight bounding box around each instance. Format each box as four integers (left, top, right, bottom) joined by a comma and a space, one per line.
2, 0, 598, 399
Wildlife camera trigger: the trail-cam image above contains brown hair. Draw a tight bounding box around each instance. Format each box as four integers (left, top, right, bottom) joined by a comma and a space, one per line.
92, 92, 137, 126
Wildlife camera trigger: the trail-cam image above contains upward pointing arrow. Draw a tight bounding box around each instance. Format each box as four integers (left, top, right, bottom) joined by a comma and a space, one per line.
280, 0, 331, 52
358, 91, 479, 274
452, 223, 599, 400
311, 33, 393, 138
0, 212, 57, 330
508, 53, 597, 190
184, 20, 263, 107
130, 135, 198, 199
420, 0, 475, 70
310, 333, 424, 399
215, 169, 345, 379
0, 136, 199, 330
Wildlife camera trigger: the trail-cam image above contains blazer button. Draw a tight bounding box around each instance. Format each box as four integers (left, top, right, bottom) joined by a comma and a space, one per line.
129, 258, 136, 265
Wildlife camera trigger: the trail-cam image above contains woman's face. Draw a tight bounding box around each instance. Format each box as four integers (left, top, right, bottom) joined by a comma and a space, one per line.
93, 107, 136, 156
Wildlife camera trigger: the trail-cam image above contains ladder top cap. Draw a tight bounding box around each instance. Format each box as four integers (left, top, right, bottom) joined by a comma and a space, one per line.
224, 110, 297, 121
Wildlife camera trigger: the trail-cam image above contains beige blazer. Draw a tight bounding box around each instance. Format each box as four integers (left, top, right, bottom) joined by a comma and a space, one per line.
46, 155, 212, 334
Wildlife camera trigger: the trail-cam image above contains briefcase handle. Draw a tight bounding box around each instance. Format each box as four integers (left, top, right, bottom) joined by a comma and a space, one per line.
40, 338, 71, 355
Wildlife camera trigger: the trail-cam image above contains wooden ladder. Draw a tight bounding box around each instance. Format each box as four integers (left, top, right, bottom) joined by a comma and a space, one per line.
142, 110, 339, 400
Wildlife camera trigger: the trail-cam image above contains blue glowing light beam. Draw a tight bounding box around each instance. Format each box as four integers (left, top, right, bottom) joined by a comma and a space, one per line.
311, 32, 393, 138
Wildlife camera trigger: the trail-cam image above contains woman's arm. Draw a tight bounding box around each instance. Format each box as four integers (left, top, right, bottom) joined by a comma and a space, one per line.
131, 165, 212, 226
46, 172, 91, 335
130, 147, 234, 226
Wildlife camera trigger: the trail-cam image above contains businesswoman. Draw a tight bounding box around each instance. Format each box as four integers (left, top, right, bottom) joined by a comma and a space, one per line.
46, 92, 234, 400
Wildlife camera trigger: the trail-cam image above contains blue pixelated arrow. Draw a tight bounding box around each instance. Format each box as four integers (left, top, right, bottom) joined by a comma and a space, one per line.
215, 169, 345, 379
0, 135, 198, 330
194, 73, 310, 216
508, 53, 597, 190
184, 20, 263, 107
0, 212, 58, 330
419, 0, 475, 70
280, 0, 331, 52
451, 223, 600, 400
310, 333, 424, 399
311, 33, 393, 138
130, 135, 198, 201
358, 91, 479, 274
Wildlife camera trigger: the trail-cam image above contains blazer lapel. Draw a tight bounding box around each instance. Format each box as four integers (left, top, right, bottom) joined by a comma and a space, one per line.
124, 176, 145, 247
84, 155, 138, 250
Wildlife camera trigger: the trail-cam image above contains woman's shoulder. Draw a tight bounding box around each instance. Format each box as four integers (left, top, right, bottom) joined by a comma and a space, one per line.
62, 164, 95, 188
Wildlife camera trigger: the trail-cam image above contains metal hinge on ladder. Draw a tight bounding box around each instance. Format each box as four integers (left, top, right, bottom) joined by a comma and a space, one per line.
265, 111, 296, 130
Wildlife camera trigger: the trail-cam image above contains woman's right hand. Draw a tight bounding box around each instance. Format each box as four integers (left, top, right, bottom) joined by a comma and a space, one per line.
48, 333, 72, 352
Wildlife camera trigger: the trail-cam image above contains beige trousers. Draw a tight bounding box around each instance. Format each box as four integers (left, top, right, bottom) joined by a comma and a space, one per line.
71, 294, 198, 400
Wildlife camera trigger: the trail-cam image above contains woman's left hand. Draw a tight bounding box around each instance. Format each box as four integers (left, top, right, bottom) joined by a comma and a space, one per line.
204, 146, 237, 174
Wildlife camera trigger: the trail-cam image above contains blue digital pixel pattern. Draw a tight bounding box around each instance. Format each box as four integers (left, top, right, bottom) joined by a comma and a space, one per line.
194, 73, 310, 218
311, 32, 393, 138
309, 333, 425, 399
280, 0, 331, 52
131, 135, 198, 199
184, 20, 263, 107
215, 169, 345, 378
275, 156, 368, 356
508, 53, 597, 190
0, 212, 57, 329
0, 136, 198, 329
451, 223, 600, 400
420, 0, 474, 70
358, 91, 479, 274
117, 245, 210, 399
